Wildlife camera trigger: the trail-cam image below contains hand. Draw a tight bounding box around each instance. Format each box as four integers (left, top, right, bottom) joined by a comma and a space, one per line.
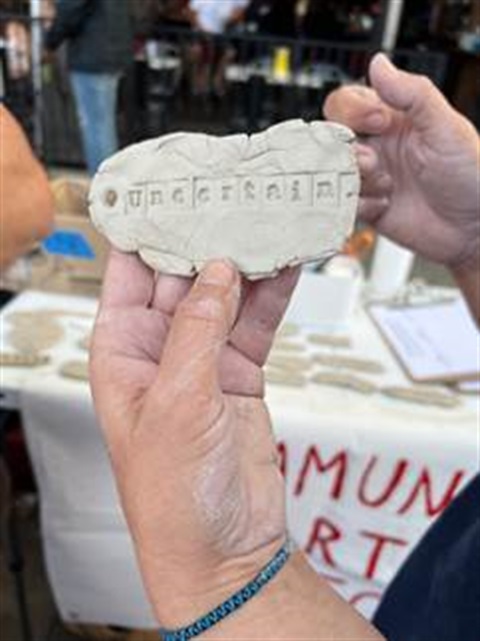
90, 252, 299, 628
324, 53, 480, 269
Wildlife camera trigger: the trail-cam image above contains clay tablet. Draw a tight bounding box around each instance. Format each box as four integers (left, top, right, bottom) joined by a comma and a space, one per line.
89, 120, 359, 279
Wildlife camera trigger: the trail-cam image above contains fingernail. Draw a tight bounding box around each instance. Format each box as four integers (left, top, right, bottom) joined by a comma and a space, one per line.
372, 52, 395, 72
366, 112, 386, 130
198, 260, 236, 286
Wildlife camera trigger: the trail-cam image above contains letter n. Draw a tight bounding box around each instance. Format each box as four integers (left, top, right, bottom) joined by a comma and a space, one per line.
397, 469, 465, 517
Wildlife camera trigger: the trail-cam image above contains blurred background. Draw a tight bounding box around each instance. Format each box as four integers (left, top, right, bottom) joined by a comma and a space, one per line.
1, 0, 479, 168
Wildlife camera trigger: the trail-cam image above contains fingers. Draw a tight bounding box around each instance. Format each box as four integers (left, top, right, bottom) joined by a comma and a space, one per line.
229, 267, 301, 366
358, 197, 391, 226
369, 53, 450, 132
325, 53, 451, 138
155, 261, 241, 399
100, 249, 155, 310
356, 144, 393, 200
151, 272, 192, 317
324, 83, 393, 136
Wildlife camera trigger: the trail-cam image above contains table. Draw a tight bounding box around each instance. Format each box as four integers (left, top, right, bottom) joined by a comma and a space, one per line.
1, 290, 478, 628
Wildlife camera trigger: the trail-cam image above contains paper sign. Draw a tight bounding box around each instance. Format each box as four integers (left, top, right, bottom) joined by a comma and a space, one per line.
370, 297, 480, 382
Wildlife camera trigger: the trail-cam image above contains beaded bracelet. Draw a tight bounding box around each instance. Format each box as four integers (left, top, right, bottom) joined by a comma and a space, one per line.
159, 542, 291, 641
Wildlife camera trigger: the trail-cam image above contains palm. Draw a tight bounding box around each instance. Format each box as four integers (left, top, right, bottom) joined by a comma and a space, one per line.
91, 252, 298, 603
324, 55, 480, 267
372, 110, 479, 264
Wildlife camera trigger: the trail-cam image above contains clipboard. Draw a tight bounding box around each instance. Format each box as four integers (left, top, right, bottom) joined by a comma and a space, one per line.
369, 296, 480, 384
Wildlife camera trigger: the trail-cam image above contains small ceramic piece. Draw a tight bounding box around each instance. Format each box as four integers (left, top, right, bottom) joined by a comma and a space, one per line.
59, 360, 89, 381
0, 352, 50, 367
307, 334, 352, 348
272, 340, 306, 353
381, 386, 461, 408
89, 120, 359, 279
267, 355, 311, 372
313, 353, 385, 374
7, 313, 64, 354
311, 371, 377, 394
265, 368, 307, 387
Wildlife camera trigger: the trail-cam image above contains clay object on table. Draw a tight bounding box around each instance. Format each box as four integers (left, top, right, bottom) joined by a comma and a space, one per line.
0, 352, 50, 367
7, 312, 64, 353
381, 386, 461, 408
265, 368, 307, 387
307, 333, 352, 348
89, 120, 360, 279
59, 360, 89, 381
311, 371, 377, 394
313, 353, 385, 374
271, 340, 306, 354
267, 354, 312, 372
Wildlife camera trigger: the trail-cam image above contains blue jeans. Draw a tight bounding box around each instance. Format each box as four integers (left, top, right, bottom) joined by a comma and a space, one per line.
70, 71, 120, 175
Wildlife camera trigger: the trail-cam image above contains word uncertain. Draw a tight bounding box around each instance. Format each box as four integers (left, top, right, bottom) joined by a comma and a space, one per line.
123, 172, 348, 215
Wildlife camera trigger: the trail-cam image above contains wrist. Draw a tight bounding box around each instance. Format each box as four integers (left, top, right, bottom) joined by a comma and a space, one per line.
157, 551, 383, 640
143, 536, 287, 630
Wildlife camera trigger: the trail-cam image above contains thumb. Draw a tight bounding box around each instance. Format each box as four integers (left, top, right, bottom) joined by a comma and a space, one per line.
369, 53, 451, 131
156, 260, 241, 400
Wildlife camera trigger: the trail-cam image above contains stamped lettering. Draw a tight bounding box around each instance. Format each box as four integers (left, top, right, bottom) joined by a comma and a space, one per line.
264, 177, 284, 205
128, 189, 145, 211
127, 171, 350, 215
314, 173, 338, 206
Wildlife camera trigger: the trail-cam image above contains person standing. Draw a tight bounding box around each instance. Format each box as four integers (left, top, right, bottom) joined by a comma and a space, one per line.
44, 0, 133, 174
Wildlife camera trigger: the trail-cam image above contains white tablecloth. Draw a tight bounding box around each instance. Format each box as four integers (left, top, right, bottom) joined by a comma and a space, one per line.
1, 291, 478, 626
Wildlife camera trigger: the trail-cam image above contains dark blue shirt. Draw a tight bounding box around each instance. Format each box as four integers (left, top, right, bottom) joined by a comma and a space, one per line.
374, 474, 480, 641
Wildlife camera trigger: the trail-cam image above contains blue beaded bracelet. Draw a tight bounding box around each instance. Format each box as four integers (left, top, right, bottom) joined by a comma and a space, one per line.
159, 542, 291, 641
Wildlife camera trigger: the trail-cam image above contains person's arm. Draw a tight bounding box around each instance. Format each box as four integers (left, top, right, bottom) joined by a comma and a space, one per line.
44, 0, 93, 51
91, 254, 383, 640
0, 106, 54, 270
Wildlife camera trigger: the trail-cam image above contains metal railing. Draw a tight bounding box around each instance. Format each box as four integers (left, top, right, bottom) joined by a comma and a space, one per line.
0, 14, 448, 166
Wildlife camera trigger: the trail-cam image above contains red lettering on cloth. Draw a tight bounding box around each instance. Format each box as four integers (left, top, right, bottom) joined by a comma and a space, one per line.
360, 530, 408, 580
358, 456, 409, 508
397, 469, 465, 517
294, 446, 347, 499
305, 517, 342, 567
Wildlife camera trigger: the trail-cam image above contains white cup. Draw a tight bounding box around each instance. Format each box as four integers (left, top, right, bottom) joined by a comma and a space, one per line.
369, 237, 415, 299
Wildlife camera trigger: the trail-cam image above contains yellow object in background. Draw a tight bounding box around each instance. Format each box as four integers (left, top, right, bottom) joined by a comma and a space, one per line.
273, 47, 291, 81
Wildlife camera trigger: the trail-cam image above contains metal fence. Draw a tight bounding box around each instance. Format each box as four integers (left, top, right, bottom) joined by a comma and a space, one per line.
1, 15, 448, 167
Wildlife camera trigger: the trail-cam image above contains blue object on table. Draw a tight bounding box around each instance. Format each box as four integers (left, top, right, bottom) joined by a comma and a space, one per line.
42, 230, 95, 260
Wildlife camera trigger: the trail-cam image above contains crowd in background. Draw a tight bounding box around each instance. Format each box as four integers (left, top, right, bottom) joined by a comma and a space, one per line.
1, 0, 479, 172
132, 0, 382, 41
